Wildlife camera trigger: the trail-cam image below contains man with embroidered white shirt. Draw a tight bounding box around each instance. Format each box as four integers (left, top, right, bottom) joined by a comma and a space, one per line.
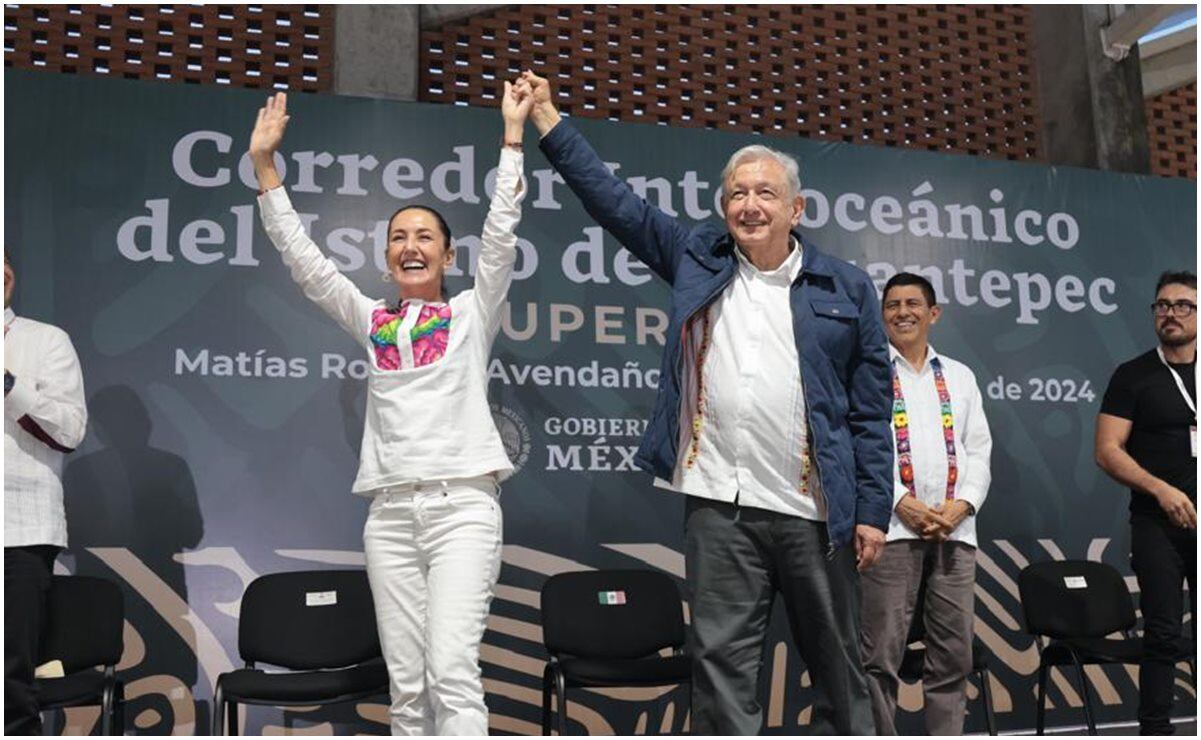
859, 272, 992, 735
655, 239, 827, 523
4, 253, 88, 734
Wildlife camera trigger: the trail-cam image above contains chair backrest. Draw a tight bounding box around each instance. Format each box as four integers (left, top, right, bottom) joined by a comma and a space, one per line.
238, 570, 381, 670
39, 575, 125, 674
541, 569, 686, 659
1018, 560, 1136, 639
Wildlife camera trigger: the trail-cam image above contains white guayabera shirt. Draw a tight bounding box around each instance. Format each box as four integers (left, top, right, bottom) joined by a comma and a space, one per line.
4, 306, 88, 548
657, 238, 827, 522
887, 343, 992, 547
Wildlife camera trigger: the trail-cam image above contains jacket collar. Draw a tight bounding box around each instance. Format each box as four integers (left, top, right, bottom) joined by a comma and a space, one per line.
696, 228, 834, 279
734, 235, 804, 283
794, 229, 833, 277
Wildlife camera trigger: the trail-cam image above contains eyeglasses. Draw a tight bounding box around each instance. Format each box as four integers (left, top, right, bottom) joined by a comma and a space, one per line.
1151, 300, 1197, 317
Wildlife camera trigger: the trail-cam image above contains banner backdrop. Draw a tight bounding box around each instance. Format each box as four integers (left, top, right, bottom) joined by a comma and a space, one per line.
5, 70, 1196, 735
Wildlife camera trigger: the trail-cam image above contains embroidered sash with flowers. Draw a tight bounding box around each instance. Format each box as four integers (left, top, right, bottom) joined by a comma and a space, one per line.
892, 356, 958, 500
369, 301, 452, 370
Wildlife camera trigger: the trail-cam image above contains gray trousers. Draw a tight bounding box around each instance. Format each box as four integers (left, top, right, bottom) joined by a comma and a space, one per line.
859, 539, 976, 735
685, 497, 874, 735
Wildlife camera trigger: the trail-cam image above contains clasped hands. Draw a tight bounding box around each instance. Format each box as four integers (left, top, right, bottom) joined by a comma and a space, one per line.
895, 496, 972, 541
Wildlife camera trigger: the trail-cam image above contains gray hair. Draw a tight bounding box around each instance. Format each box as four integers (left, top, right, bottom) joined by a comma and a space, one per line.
720, 144, 802, 198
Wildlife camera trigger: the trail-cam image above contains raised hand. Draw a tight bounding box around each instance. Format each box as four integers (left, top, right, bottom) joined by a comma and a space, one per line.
519, 70, 561, 136
250, 92, 290, 161
249, 92, 289, 190
501, 80, 533, 144
519, 71, 552, 106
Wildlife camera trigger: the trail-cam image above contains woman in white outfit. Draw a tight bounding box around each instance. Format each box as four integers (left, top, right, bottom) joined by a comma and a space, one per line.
248, 87, 530, 735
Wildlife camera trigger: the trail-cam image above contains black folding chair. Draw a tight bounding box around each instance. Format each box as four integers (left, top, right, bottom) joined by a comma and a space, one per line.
212, 570, 388, 735
540, 569, 690, 735
1018, 559, 1196, 735
898, 577, 998, 734
36, 575, 126, 736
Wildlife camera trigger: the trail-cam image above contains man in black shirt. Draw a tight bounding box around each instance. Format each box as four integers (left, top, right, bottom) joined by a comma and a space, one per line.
1096, 270, 1197, 735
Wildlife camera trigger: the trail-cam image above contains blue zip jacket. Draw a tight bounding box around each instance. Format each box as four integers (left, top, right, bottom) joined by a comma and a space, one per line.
540, 121, 894, 548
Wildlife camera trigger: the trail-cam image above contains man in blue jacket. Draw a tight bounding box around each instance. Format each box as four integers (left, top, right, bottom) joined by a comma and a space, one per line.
520, 72, 892, 734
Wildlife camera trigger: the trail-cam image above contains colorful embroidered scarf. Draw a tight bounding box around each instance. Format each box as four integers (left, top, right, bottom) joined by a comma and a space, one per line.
892, 356, 958, 500
684, 309, 713, 470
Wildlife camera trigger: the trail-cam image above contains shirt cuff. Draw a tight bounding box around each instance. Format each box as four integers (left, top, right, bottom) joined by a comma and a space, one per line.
957, 486, 985, 514
498, 146, 524, 169
257, 185, 292, 216
4, 374, 38, 421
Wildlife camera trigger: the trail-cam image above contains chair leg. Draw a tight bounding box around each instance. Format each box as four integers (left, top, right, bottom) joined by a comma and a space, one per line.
1069, 653, 1097, 736
541, 664, 555, 735
977, 667, 997, 736
101, 680, 114, 736
1035, 662, 1048, 736
683, 679, 692, 735
41, 707, 57, 736
212, 681, 226, 736
113, 681, 125, 737
553, 670, 568, 736
228, 701, 240, 736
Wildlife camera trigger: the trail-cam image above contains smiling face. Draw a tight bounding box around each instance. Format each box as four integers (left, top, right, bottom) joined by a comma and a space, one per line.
1154, 282, 1198, 348
722, 157, 804, 256
883, 284, 941, 353
387, 207, 455, 302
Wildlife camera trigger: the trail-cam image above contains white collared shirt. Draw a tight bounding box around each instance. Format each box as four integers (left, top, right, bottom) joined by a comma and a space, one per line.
656, 238, 825, 521
4, 306, 89, 547
886, 343, 991, 546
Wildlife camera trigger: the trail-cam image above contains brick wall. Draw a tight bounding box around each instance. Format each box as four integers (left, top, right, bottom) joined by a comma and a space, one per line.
1146, 82, 1197, 180
420, 4, 1041, 161
4, 5, 1196, 178
4, 4, 333, 92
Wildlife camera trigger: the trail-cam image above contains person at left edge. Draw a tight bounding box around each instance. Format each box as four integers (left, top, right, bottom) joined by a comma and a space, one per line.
4, 252, 89, 734
249, 87, 530, 735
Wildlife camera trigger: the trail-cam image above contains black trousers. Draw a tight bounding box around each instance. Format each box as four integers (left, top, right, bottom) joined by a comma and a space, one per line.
4, 545, 59, 735
1130, 514, 1197, 735
684, 497, 874, 735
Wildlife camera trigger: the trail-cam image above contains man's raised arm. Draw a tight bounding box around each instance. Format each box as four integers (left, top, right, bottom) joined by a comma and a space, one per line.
520, 71, 691, 285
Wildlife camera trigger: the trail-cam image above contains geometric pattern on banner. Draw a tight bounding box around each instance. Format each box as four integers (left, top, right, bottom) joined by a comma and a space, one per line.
60, 539, 1195, 735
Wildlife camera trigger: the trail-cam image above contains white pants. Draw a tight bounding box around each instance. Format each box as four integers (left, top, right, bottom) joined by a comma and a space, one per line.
363, 476, 502, 736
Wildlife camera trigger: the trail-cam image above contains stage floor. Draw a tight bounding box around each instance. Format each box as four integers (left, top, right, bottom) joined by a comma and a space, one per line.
1003, 716, 1197, 736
